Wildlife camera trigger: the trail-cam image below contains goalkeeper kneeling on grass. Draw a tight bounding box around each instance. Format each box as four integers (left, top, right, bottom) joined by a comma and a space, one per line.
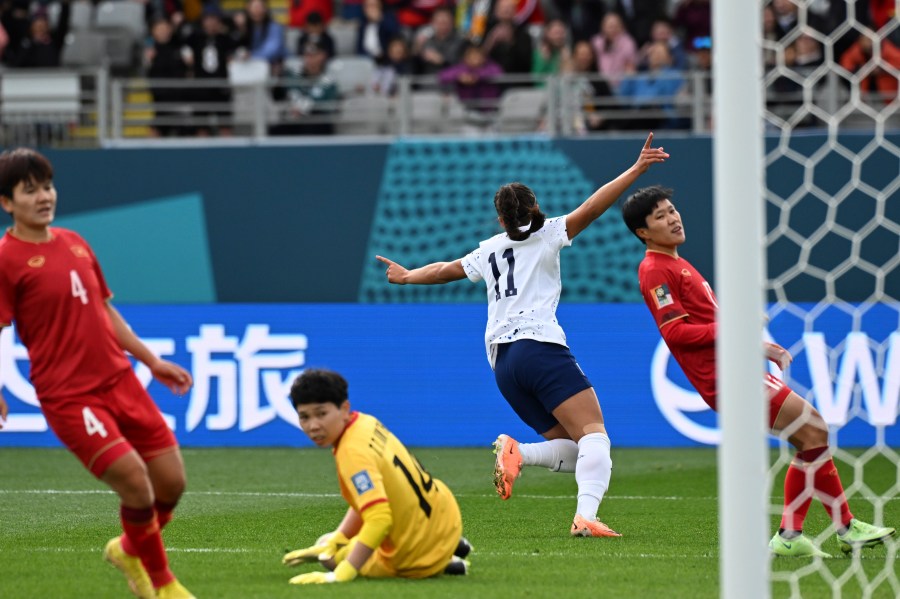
282, 368, 472, 585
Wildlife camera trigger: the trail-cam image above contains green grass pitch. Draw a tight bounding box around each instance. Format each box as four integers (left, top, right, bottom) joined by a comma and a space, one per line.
1, 447, 897, 598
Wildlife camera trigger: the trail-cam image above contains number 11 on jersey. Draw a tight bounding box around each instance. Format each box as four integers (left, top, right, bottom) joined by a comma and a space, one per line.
488, 248, 518, 301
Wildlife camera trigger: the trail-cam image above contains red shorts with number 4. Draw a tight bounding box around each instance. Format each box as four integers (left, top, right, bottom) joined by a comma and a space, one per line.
765, 372, 792, 429
40, 370, 177, 477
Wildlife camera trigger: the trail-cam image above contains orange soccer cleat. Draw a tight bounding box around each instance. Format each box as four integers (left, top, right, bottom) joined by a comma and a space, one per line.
492, 434, 522, 500
570, 515, 622, 538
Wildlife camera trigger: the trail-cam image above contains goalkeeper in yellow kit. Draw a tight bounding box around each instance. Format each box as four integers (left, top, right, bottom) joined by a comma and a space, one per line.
283, 368, 471, 585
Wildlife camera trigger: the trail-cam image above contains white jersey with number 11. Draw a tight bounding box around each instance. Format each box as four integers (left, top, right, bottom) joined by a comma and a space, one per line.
460, 216, 571, 368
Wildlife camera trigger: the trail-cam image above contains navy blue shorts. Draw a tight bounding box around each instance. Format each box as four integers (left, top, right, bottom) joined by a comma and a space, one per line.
493, 339, 593, 436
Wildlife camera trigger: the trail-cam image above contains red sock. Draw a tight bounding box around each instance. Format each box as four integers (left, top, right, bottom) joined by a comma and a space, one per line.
120, 505, 174, 589
781, 447, 853, 532
154, 500, 177, 529
780, 461, 814, 532
122, 500, 178, 555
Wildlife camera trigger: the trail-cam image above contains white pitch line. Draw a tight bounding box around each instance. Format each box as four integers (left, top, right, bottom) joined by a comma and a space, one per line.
18, 548, 893, 561
0, 489, 897, 503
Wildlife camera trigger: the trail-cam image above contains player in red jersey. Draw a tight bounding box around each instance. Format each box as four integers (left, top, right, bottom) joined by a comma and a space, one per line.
621, 185, 895, 558
0, 148, 196, 599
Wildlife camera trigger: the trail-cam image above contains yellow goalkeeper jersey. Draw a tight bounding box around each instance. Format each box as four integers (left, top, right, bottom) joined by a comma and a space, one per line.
333, 411, 462, 578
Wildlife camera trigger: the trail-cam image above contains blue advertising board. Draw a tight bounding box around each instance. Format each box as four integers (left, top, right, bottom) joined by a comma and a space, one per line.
0, 304, 897, 448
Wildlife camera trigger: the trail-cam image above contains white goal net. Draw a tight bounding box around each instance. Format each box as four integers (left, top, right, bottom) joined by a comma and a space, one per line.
762, 0, 900, 595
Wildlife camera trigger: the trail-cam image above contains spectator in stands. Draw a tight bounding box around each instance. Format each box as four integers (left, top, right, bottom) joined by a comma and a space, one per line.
438, 41, 503, 112
566, 39, 615, 132
234, 0, 286, 72
355, 0, 399, 63
532, 18, 571, 79
371, 35, 413, 96
762, 4, 779, 71
288, 0, 333, 28
296, 10, 335, 58
611, 0, 668, 47
270, 38, 339, 135
395, 0, 444, 31
6, 0, 70, 68
0, 14, 9, 62
768, 32, 824, 127
482, 0, 533, 80
145, 17, 191, 137
672, 0, 710, 51
637, 18, 686, 71
617, 40, 685, 130
550, 0, 605, 43
840, 34, 900, 104
412, 6, 463, 77
591, 11, 637, 90
186, 3, 235, 136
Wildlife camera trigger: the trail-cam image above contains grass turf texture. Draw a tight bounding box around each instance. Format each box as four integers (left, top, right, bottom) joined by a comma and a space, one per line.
1, 447, 897, 598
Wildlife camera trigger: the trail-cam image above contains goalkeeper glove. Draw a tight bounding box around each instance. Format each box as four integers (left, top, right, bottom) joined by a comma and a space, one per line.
282, 531, 349, 567
288, 560, 358, 585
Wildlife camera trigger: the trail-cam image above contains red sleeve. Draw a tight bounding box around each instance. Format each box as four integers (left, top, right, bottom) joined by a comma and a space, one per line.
641, 264, 716, 350
660, 317, 716, 350
0, 264, 14, 326
640, 266, 688, 329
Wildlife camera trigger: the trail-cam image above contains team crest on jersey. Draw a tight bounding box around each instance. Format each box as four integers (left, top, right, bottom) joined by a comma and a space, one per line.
70, 245, 89, 258
27, 255, 45, 268
351, 470, 374, 495
652, 284, 674, 309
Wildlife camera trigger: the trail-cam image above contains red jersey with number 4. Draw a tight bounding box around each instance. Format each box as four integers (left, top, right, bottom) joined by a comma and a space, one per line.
638, 250, 719, 407
0, 228, 131, 401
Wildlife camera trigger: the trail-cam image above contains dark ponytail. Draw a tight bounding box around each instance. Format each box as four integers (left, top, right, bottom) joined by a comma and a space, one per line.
493, 183, 546, 241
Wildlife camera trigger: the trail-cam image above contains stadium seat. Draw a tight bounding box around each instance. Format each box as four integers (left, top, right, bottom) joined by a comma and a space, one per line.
409, 90, 443, 133
62, 31, 106, 67
336, 95, 392, 134
325, 56, 375, 96
494, 88, 547, 133
0, 72, 81, 123
48, 0, 94, 30
95, 0, 146, 38
328, 21, 358, 56
228, 58, 275, 131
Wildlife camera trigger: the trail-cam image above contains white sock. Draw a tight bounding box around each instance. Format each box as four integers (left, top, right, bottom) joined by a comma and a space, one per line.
575, 432, 612, 520
518, 439, 578, 472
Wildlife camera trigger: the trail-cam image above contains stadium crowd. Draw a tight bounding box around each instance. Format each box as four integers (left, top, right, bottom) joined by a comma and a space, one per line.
0, 0, 897, 136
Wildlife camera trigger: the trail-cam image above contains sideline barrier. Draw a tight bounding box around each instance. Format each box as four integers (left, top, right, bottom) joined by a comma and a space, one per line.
1, 303, 896, 448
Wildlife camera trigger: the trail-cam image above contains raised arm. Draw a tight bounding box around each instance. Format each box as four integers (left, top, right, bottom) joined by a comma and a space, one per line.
376, 255, 467, 285
565, 132, 669, 240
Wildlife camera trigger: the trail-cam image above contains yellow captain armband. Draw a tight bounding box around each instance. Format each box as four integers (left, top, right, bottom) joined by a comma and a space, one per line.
357, 501, 393, 550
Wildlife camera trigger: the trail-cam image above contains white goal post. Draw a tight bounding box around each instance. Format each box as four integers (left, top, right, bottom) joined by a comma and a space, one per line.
714, 2, 770, 599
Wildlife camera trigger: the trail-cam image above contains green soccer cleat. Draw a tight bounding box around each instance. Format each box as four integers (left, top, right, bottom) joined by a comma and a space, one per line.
769, 532, 832, 558
837, 519, 896, 553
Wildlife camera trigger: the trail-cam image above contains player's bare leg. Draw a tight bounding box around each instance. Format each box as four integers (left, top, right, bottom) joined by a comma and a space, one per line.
146, 448, 187, 529
552, 389, 620, 537
102, 451, 194, 597
101, 451, 158, 598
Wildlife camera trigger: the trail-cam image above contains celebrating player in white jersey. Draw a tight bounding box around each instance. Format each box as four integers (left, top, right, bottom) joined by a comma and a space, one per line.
377, 133, 668, 537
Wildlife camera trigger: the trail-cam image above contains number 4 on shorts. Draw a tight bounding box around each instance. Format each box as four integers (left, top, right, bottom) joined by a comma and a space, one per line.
83, 407, 108, 438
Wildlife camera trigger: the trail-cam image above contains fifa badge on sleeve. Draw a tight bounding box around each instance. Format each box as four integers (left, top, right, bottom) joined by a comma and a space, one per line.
652, 284, 674, 309
351, 470, 375, 495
